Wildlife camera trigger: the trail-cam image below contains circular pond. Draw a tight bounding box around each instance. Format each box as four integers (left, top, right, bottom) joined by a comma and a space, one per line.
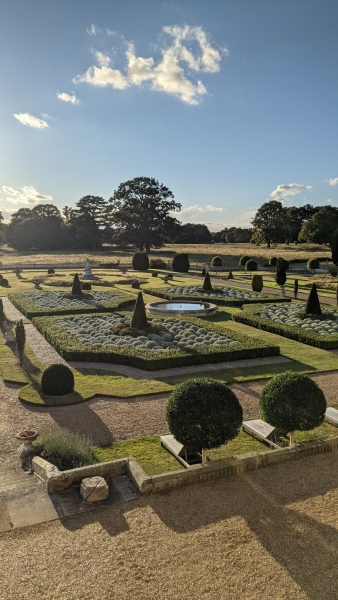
145, 300, 218, 317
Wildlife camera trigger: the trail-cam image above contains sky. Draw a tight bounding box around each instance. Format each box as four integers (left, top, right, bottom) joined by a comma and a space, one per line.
1, 0, 338, 231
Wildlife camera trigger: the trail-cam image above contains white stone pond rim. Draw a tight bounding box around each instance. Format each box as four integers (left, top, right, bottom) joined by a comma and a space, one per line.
145, 300, 218, 317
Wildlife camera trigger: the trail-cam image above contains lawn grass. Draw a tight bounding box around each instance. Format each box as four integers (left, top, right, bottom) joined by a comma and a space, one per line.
294, 421, 338, 443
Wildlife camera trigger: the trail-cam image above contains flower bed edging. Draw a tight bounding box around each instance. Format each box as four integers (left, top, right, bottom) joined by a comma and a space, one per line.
32, 434, 338, 495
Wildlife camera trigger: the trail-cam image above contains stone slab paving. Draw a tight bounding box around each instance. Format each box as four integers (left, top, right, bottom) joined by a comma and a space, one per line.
69, 355, 291, 380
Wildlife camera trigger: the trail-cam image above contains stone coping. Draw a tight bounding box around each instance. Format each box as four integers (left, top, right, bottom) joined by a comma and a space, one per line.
32, 434, 338, 495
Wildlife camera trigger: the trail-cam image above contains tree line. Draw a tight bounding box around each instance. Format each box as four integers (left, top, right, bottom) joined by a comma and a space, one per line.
0, 177, 336, 252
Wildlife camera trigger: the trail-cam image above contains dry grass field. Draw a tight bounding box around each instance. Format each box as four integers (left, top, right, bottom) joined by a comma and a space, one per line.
0, 242, 332, 268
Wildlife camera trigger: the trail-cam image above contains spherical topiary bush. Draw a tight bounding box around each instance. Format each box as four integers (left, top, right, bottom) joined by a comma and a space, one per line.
166, 378, 243, 464
172, 253, 190, 273
47, 268, 55, 275
239, 255, 251, 267
307, 258, 320, 271
41, 364, 75, 396
0, 274, 3, 280
82, 282, 91, 290
152, 272, 158, 277
132, 281, 140, 289
259, 372, 326, 445
245, 259, 257, 272
251, 274, 263, 292
0, 278, 8, 286
132, 252, 149, 271
269, 257, 277, 267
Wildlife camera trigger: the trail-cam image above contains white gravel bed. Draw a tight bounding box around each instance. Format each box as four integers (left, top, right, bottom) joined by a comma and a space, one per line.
167, 284, 263, 300
1, 297, 27, 321
25, 290, 120, 310
260, 303, 338, 335
24, 324, 67, 367
69, 355, 291, 380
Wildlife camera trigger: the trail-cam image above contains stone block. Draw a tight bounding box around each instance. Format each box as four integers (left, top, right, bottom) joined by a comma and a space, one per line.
80, 476, 109, 502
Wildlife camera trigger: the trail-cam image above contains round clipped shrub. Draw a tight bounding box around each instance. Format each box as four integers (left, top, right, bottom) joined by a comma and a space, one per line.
245, 259, 257, 272
172, 253, 190, 273
166, 378, 243, 463
33, 426, 95, 471
47, 268, 55, 275
41, 364, 75, 396
269, 257, 277, 267
0, 278, 8, 286
82, 282, 91, 290
152, 272, 158, 277
259, 372, 326, 445
132, 281, 140, 289
132, 252, 149, 271
307, 258, 320, 271
0, 274, 3, 280
239, 255, 250, 267
251, 274, 263, 292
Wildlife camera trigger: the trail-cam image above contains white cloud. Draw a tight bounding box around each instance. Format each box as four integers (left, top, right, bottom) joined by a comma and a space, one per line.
106, 29, 117, 36
269, 183, 312, 203
12, 113, 49, 128
87, 24, 100, 36
328, 199, 333, 203
3, 185, 53, 206
74, 25, 226, 104
56, 92, 79, 104
327, 178, 338, 186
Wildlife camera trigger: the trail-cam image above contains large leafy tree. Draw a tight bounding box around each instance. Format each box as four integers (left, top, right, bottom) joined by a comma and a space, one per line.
75, 195, 108, 228
174, 223, 212, 244
298, 206, 338, 244
106, 177, 181, 252
251, 200, 288, 247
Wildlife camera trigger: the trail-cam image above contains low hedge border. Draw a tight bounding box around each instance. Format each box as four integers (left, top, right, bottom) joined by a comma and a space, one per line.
32, 312, 280, 370
145, 287, 291, 307
9, 291, 135, 319
232, 303, 338, 350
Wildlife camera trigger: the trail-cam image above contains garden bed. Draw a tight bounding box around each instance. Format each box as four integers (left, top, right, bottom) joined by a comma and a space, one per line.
146, 285, 291, 307
32, 312, 280, 370
233, 302, 338, 349
9, 290, 134, 318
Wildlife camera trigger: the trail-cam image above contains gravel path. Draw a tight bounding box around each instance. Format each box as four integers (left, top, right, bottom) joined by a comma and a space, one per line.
1, 451, 338, 599
2, 371, 338, 469
1, 296, 27, 321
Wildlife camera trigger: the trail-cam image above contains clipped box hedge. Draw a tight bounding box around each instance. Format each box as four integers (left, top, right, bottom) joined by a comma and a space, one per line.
232, 303, 338, 350
9, 291, 134, 319
32, 312, 280, 370
145, 287, 291, 307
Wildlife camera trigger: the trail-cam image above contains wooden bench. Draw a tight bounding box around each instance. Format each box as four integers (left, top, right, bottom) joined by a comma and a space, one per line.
325, 407, 338, 426
242, 419, 285, 449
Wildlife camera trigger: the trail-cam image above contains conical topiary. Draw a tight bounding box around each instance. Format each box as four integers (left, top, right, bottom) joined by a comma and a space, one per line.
305, 283, 322, 316
131, 292, 149, 330
227, 270, 233, 280
202, 271, 212, 291
201, 267, 206, 276
294, 279, 298, 299
72, 273, 82, 296
0, 298, 4, 332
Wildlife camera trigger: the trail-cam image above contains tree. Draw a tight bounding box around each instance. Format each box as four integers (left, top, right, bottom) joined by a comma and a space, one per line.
285, 205, 319, 242
15, 319, 26, 366
174, 223, 212, 244
106, 177, 181, 252
166, 378, 243, 464
331, 229, 338, 265
259, 372, 326, 445
76, 195, 108, 228
299, 206, 338, 244
251, 201, 288, 247
275, 258, 287, 296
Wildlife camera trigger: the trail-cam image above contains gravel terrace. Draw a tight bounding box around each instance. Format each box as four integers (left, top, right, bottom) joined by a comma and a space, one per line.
1, 452, 338, 599
2, 371, 338, 469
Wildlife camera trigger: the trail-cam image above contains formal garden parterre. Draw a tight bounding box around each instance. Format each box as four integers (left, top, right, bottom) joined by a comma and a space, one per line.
8, 289, 134, 318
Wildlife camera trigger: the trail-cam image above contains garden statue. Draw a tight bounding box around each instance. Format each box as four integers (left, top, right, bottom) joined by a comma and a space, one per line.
16, 430, 38, 471
82, 256, 99, 280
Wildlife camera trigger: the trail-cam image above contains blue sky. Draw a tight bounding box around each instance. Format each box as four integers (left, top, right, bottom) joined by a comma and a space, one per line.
1, 0, 337, 231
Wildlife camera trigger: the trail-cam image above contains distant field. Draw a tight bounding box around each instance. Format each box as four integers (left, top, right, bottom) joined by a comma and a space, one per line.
0, 242, 332, 268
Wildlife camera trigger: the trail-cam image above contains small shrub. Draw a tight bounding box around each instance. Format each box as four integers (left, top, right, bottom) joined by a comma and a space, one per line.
227, 270, 233, 280
331, 271, 337, 277
172, 253, 190, 273
41, 364, 75, 396
152, 272, 158, 277
251, 274, 263, 292
166, 378, 243, 463
0, 299, 4, 331
15, 319, 25, 366
71, 274, 82, 296
305, 283, 322, 315
132, 252, 149, 271
201, 267, 206, 276
259, 372, 326, 445
0, 278, 8, 286
239, 255, 250, 267
269, 257, 277, 267
132, 281, 140, 289
307, 258, 320, 271
245, 259, 257, 272
33, 426, 95, 471
149, 258, 167, 269
47, 268, 55, 275
294, 279, 298, 299
82, 282, 91, 290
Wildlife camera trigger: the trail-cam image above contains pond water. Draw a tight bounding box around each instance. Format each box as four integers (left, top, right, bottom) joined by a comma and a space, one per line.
155, 302, 207, 311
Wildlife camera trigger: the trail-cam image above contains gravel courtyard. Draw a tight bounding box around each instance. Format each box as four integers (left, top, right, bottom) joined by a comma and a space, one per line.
1, 452, 338, 599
